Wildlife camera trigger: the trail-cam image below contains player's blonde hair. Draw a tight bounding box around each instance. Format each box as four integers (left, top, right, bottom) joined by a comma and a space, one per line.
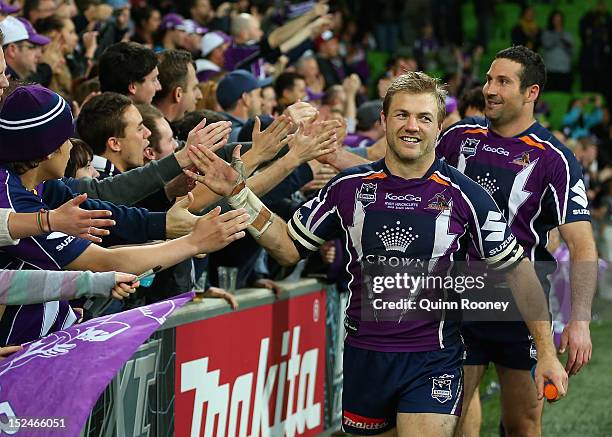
383, 72, 448, 126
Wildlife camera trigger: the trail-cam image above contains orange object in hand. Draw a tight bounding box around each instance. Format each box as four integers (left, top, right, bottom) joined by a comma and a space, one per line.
531, 365, 558, 400
543, 381, 559, 400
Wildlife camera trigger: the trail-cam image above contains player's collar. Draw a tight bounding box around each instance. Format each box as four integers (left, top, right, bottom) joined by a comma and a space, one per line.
379, 157, 442, 181
487, 119, 540, 139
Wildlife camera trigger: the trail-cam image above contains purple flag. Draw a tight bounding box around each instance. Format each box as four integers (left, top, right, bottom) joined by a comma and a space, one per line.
0, 292, 194, 436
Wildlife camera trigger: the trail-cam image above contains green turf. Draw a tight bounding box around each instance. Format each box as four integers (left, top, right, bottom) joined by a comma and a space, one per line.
478, 297, 612, 436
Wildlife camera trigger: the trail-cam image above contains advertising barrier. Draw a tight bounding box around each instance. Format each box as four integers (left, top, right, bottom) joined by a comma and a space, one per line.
75, 279, 339, 437
176, 290, 326, 437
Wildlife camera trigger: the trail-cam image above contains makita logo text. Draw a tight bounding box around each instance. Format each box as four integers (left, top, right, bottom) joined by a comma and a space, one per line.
343, 413, 388, 431
181, 326, 320, 437
482, 145, 509, 156
385, 193, 422, 202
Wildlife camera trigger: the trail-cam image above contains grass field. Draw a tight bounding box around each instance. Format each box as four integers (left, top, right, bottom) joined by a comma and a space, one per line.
479, 297, 612, 436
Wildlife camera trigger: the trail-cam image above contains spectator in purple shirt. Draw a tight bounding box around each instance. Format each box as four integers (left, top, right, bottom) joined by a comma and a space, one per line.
0, 84, 250, 346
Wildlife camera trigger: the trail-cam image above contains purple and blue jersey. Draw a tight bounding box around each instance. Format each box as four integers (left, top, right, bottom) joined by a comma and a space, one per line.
436, 117, 590, 263
0, 167, 90, 346
288, 159, 523, 352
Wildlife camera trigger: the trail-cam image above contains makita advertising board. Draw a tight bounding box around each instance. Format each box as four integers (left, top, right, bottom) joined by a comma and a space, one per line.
176, 290, 326, 437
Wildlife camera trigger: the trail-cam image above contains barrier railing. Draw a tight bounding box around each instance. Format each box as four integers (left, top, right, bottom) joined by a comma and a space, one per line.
80, 279, 344, 437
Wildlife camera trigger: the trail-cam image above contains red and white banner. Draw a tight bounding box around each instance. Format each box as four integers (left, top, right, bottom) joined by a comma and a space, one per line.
176, 290, 326, 437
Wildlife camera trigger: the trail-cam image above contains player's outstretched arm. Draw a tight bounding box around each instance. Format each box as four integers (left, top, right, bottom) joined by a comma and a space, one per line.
187, 145, 302, 266
505, 258, 569, 401
558, 220, 598, 375
187, 116, 292, 213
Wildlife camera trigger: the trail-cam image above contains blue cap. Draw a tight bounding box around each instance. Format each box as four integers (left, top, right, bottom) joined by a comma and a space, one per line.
216, 70, 272, 110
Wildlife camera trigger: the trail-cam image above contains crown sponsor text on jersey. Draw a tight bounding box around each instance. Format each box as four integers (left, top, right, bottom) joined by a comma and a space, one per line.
364, 255, 425, 268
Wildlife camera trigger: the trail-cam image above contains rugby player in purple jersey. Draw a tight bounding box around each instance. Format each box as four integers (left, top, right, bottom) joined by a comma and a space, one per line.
187, 71, 568, 437
436, 46, 597, 437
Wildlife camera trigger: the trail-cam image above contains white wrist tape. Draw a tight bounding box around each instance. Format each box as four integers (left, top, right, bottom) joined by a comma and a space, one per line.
228, 184, 274, 239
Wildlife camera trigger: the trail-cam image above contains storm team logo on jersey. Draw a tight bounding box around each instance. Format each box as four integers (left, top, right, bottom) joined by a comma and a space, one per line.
511, 151, 531, 167
356, 182, 377, 206
460, 138, 479, 157
426, 192, 451, 212
431, 378, 453, 403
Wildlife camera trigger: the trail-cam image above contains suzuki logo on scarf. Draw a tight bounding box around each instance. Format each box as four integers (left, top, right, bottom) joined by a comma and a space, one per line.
181, 326, 321, 437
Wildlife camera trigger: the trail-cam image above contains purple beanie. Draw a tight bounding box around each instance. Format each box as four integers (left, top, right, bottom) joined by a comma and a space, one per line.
0, 85, 73, 162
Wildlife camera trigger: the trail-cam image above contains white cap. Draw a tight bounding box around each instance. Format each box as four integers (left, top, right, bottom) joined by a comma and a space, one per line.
0, 16, 28, 45
201, 32, 225, 57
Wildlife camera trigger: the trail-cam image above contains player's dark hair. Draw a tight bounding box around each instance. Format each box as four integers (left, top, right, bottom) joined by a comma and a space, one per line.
495, 45, 547, 93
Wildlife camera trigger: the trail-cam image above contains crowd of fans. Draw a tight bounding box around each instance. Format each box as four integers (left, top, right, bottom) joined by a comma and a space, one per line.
0, 0, 609, 379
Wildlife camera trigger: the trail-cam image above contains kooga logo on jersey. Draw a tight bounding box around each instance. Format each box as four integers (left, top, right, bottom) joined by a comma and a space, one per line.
482, 145, 509, 156
385, 193, 422, 202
